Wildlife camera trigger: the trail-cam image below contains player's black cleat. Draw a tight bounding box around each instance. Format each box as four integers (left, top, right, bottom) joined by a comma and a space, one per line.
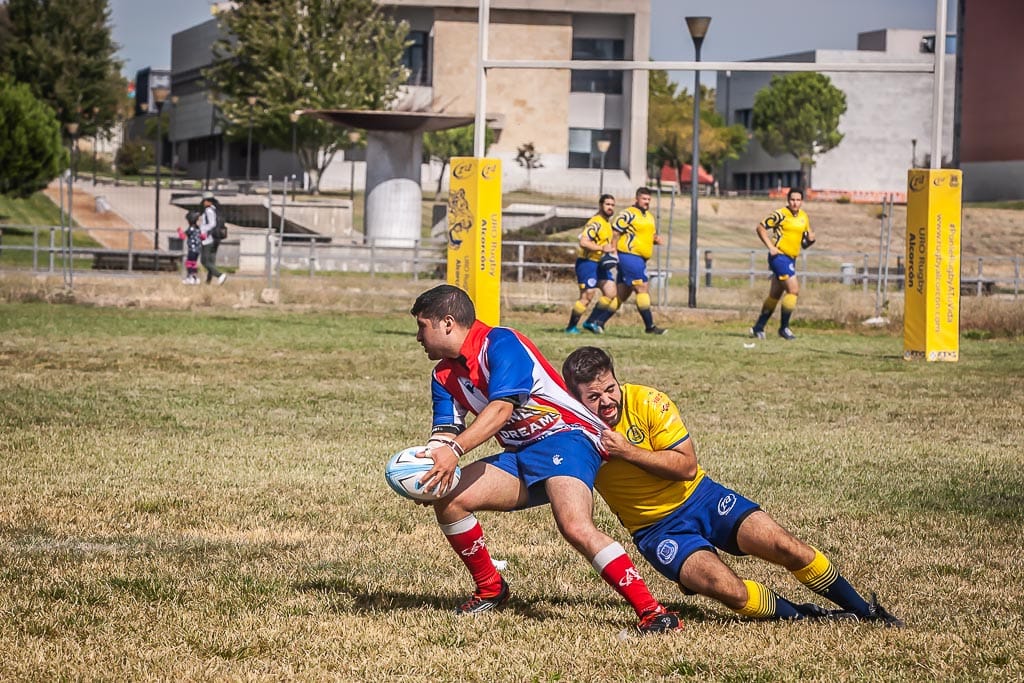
749, 327, 766, 340
454, 578, 510, 615
794, 603, 860, 622
644, 326, 668, 335
778, 327, 796, 341
864, 593, 904, 628
636, 605, 684, 634
582, 321, 604, 335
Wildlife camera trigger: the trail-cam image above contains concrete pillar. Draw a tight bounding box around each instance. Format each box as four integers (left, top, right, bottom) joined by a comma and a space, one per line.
364, 130, 423, 247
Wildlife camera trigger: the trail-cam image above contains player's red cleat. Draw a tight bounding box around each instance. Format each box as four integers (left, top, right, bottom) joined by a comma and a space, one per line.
636, 605, 684, 634
454, 578, 510, 615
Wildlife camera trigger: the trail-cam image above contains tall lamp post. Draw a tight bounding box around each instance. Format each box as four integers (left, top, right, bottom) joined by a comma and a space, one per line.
596, 138, 611, 197
152, 85, 170, 252
685, 16, 711, 309
347, 130, 361, 200
91, 106, 100, 186
911, 138, 918, 168
245, 95, 257, 188
64, 121, 79, 287
290, 110, 301, 195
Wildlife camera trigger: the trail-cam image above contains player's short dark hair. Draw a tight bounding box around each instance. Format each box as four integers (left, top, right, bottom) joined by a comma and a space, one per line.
411, 284, 476, 326
636, 187, 653, 198
787, 187, 804, 200
599, 193, 615, 206
562, 346, 616, 396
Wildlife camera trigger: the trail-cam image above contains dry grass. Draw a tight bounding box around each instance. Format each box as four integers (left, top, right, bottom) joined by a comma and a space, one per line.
1, 276, 1023, 681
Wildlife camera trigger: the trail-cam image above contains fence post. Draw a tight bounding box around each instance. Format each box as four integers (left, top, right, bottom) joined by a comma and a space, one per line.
704, 250, 713, 287
1014, 255, 1020, 297
308, 235, 315, 278
369, 238, 376, 278
862, 253, 870, 293
517, 243, 524, 284
976, 257, 984, 296
749, 250, 756, 287
127, 230, 134, 272
413, 239, 420, 281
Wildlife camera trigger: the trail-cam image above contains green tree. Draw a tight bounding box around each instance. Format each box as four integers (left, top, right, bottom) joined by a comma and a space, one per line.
647, 70, 747, 190
0, 0, 123, 139
752, 72, 847, 188
0, 78, 65, 198
204, 0, 410, 193
422, 125, 495, 199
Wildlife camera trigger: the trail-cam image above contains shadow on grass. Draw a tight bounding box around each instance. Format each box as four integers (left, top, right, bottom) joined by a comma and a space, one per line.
293, 575, 724, 625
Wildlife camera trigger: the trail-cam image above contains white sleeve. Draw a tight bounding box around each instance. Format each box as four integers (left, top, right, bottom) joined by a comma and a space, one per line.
200, 206, 217, 233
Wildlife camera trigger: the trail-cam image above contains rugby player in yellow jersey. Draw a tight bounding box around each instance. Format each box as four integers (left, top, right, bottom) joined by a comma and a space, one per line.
585, 187, 666, 335
562, 345, 903, 626
750, 187, 816, 340
566, 194, 619, 334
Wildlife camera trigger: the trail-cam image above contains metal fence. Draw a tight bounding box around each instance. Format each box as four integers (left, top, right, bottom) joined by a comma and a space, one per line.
2, 224, 1020, 301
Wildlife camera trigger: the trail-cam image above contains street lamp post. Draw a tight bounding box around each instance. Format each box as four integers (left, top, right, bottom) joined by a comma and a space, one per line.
596, 138, 611, 197
347, 130, 361, 200
685, 16, 711, 309
64, 121, 79, 287
152, 85, 170, 253
911, 138, 918, 168
245, 95, 257, 188
91, 106, 100, 186
290, 111, 301, 196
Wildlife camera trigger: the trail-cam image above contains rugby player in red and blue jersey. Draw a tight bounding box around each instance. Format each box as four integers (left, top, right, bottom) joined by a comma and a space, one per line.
410, 284, 682, 634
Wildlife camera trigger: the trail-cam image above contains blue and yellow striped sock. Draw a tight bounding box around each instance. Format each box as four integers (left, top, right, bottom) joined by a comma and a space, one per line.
792, 548, 871, 616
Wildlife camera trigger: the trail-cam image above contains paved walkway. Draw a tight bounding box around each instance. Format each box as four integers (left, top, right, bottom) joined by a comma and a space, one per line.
44, 180, 199, 250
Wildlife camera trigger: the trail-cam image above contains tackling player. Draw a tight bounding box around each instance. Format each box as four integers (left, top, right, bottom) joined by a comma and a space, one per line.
562, 346, 903, 626
410, 284, 683, 635
750, 187, 815, 340
566, 194, 619, 334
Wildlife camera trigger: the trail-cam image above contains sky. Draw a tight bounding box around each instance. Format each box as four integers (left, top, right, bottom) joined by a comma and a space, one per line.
108, 0, 955, 83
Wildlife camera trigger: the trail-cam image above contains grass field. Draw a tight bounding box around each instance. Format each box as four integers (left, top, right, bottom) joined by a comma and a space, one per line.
1, 281, 1023, 681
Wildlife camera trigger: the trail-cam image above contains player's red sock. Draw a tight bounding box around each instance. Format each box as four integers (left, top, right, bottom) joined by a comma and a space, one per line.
441, 515, 503, 596
592, 542, 660, 616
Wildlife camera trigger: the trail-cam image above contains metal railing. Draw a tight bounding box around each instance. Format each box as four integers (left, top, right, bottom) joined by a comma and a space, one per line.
2, 224, 1021, 298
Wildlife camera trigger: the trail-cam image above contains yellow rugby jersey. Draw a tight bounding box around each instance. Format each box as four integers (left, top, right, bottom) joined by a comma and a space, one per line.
763, 207, 810, 258
576, 213, 615, 262
613, 206, 658, 260
595, 383, 706, 534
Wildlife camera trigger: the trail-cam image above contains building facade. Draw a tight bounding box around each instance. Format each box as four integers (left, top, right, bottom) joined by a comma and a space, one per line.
716, 29, 956, 197
164, 0, 650, 194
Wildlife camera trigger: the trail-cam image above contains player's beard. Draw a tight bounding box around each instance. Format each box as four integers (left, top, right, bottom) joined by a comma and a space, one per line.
598, 398, 622, 427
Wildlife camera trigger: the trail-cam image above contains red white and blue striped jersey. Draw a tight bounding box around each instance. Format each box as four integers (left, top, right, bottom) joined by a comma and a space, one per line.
430, 321, 606, 452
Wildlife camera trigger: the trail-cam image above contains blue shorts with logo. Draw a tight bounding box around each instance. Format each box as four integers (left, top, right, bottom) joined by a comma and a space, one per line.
480, 429, 602, 509
574, 258, 615, 290
768, 253, 797, 280
617, 252, 649, 285
631, 476, 760, 584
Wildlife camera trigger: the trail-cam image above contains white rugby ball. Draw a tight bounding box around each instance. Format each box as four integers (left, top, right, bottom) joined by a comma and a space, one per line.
385, 446, 462, 501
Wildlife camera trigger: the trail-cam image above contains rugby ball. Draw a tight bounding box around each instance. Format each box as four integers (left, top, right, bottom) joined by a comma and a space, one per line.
385, 446, 462, 502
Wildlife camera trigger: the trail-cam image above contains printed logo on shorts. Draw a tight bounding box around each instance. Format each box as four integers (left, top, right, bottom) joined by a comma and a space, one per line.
552, 453, 563, 466
656, 539, 679, 565
717, 494, 737, 516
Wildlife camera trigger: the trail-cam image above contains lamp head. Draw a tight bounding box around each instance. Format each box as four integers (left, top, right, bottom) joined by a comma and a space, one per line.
246, 95, 257, 106
152, 86, 170, 105
685, 16, 711, 49
596, 139, 611, 154
348, 131, 361, 144
290, 111, 301, 123
65, 122, 79, 136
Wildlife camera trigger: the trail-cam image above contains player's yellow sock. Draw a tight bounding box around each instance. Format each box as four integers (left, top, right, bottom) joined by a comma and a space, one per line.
636, 292, 657, 330
567, 299, 587, 329
792, 548, 871, 615
753, 297, 778, 331
780, 293, 798, 330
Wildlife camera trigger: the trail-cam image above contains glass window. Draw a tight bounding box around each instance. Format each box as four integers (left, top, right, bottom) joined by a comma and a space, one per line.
403, 30, 430, 86
571, 38, 624, 94
568, 129, 621, 169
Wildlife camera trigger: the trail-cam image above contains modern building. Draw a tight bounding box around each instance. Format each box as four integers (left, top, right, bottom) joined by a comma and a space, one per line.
716, 28, 956, 197
166, 0, 651, 195
955, 0, 1024, 201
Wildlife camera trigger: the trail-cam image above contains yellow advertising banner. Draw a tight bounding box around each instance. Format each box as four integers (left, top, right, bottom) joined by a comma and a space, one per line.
446, 157, 502, 326
903, 169, 962, 362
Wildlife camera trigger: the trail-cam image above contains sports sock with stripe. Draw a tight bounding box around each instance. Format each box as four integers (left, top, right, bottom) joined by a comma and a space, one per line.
792, 548, 871, 616
441, 515, 504, 597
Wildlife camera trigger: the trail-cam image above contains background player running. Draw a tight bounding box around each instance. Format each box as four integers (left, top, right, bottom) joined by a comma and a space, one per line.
566, 194, 619, 335
562, 346, 903, 626
585, 187, 666, 335
409, 285, 682, 634
750, 187, 815, 340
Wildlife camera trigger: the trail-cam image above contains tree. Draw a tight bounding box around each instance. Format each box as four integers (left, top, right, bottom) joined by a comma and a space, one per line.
204, 0, 411, 193
0, 78, 65, 198
752, 72, 847, 189
647, 70, 747, 191
515, 142, 543, 190
422, 125, 495, 199
0, 0, 123, 139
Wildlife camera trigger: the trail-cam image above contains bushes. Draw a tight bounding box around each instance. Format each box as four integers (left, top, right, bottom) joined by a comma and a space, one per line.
114, 140, 153, 176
